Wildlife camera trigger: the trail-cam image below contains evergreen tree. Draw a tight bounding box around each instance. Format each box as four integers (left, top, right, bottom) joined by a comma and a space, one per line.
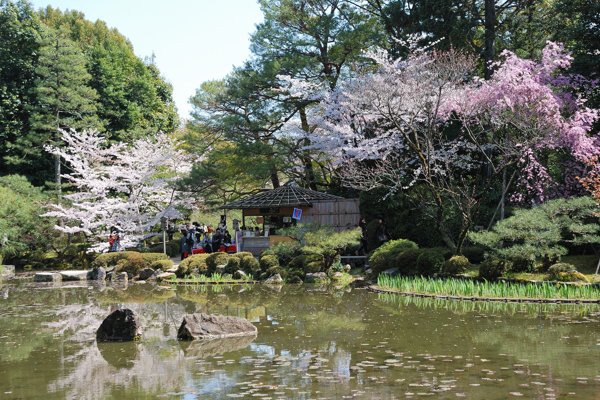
26, 25, 100, 192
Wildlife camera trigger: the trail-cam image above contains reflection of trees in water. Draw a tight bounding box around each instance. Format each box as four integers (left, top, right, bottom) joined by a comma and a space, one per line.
94, 284, 174, 304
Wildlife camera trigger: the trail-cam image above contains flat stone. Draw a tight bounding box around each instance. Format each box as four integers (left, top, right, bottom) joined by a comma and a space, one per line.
177, 313, 257, 340
60, 270, 90, 281
1, 265, 15, 279
166, 268, 178, 274
96, 309, 142, 342
265, 273, 283, 284
331, 271, 345, 280
34, 272, 61, 282
156, 272, 176, 281
233, 270, 246, 279
382, 267, 400, 276
138, 268, 158, 281
305, 272, 329, 283
113, 272, 128, 283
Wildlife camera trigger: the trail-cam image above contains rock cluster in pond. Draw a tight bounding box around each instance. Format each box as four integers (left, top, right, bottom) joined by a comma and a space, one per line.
96, 309, 142, 342
177, 313, 257, 340
304, 272, 329, 283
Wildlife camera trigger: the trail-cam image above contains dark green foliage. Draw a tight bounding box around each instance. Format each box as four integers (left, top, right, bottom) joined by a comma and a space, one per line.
509, 255, 536, 273
266, 266, 286, 278
150, 259, 173, 271
148, 239, 180, 257
259, 254, 279, 272
263, 241, 300, 266
93, 251, 137, 269
547, 263, 576, 277
547, 263, 589, 282
479, 259, 511, 281
289, 254, 321, 270
395, 249, 426, 276
206, 252, 230, 274
415, 251, 445, 276
177, 253, 210, 277
443, 255, 471, 275
470, 197, 600, 263
93, 251, 167, 275
226, 257, 241, 274
369, 239, 419, 275
463, 246, 485, 264
304, 259, 326, 274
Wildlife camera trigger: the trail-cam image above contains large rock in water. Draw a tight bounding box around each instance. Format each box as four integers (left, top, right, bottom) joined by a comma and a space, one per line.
96, 309, 142, 342
177, 313, 257, 340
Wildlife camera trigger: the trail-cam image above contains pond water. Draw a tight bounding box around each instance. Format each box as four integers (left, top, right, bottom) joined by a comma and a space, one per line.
1, 281, 600, 399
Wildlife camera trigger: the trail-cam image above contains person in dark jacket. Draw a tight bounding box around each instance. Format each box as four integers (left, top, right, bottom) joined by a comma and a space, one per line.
376, 219, 391, 246
356, 217, 368, 255
180, 229, 188, 260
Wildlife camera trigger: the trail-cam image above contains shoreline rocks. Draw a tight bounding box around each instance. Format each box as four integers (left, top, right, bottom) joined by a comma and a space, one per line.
177, 313, 257, 340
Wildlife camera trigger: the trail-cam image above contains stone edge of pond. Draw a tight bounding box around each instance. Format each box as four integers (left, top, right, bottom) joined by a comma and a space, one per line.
369, 286, 600, 304
161, 280, 261, 285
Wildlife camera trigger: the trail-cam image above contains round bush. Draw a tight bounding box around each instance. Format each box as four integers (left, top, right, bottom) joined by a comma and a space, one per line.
395, 249, 426, 276
150, 259, 174, 270
304, 259, 326, 274
232, 251, 254, 261
226, 257, 241, 274
554, 271, 589, 282
241, 256, 260, 274
509, 255, 536, 273
206, 252, 230, 274
266, 266, 286, 278
479, 259, 511, 281
369, 238, 419, 275
260, 255, 280, 272
141, 253, 169, 266
416, 251, 445, 276
177, 253, 210, 277
547, 263, 576, 280
289, 254, 320, 270
93, 251, 138, 269
443, 255, 471, 275
118, 252, 146, 275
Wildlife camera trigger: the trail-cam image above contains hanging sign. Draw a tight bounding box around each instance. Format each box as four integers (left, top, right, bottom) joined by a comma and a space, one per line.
292, 208, 302, 220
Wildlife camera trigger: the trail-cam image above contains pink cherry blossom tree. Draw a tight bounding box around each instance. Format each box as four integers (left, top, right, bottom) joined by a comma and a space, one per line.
43, 129, 199, 253
283, 41, 600, 252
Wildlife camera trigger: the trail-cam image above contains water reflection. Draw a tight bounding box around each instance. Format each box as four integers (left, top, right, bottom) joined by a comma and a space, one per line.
0, 282, 599, 399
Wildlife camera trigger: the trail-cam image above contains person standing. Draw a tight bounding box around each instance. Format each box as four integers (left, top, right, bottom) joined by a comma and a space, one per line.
180, 228, 188, 260
356, 217, 369, 255
376, 219, 391, 247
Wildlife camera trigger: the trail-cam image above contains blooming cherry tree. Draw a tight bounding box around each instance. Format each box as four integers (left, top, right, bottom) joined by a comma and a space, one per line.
43, 129, 199, 252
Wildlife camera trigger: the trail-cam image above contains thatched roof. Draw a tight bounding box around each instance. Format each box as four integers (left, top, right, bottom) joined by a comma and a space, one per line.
219, 185, 344, 210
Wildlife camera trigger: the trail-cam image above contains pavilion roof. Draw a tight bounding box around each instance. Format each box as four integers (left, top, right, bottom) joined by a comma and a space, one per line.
219, 185, 344, 209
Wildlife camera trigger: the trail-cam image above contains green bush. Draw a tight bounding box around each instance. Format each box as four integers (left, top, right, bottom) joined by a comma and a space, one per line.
266, 265, 286, 278
547, 263, 576, 279
118, 252, 146, 275
226, 257, 241, 274
241, 256, 260, 274
508, 255, 536, 273
443, 255, 471, 275
369, 239, 419, 275
463, 246, 485, 264
260, 255, 280, 272
427, 247, 454, 260
232, 251, 254, 261
206, 252, 230, 274
140, 253, 169, 265
148, 240, 181, 257
304, 258, 326, 274
479, 259, 511, 281
93, 251, 139, 269
150, 259, 174, 270
289, 254, 321, 270
416, 250, 445, 276
177, 254, 210, 277
264, 241, 300, 266
554, 271, 589, 282
395, 249, 426, 276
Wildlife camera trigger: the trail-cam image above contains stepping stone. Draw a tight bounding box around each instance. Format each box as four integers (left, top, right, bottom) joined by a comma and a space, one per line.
60, 270, 90, 281
34, 272, 61, 282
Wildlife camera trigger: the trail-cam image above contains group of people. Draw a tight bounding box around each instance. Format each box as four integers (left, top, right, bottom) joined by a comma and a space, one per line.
107, 226, 121, 252
179, 222, 235, 259
355, 217, 391, 255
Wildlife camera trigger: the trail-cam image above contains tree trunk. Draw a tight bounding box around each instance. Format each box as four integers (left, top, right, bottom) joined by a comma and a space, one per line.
484, 0, 496, 80
299, 107, 318, 190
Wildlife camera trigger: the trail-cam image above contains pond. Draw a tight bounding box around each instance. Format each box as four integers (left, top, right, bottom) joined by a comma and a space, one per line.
1, 281, 600, 399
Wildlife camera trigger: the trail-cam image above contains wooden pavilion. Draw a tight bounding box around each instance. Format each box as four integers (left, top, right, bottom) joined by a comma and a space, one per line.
220, 185, 360, 255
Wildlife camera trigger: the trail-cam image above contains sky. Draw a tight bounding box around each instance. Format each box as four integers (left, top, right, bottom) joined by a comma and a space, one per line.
28, 0, 265, 119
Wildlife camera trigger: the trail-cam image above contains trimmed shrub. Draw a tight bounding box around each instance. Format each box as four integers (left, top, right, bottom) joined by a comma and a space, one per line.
141, 253, 169, 265
547, 263, 576, 279
177, 254, 210, 277
479, 259, 511, 281
118, 252, 146, 275
241, 256, 260, 274
464, 246, 485, 264
369, 239, 419, 275
554, 271, 589, 282
443, 255, 471, 275
148, 240, 181, 257
150, 259, 174, 270
304, 259, 326, 274
232, 252, 254, 261
509, 255, 536, 273
206, 252, 230, 274
289, 254, 321, 270
395, 249, 426, 276
415, 250, 445, 276
427, 247, 454, 260
93, 251, 137, 269
260, 255, 280, 272
266, 266, 286, 278
226, 257, 241, 274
